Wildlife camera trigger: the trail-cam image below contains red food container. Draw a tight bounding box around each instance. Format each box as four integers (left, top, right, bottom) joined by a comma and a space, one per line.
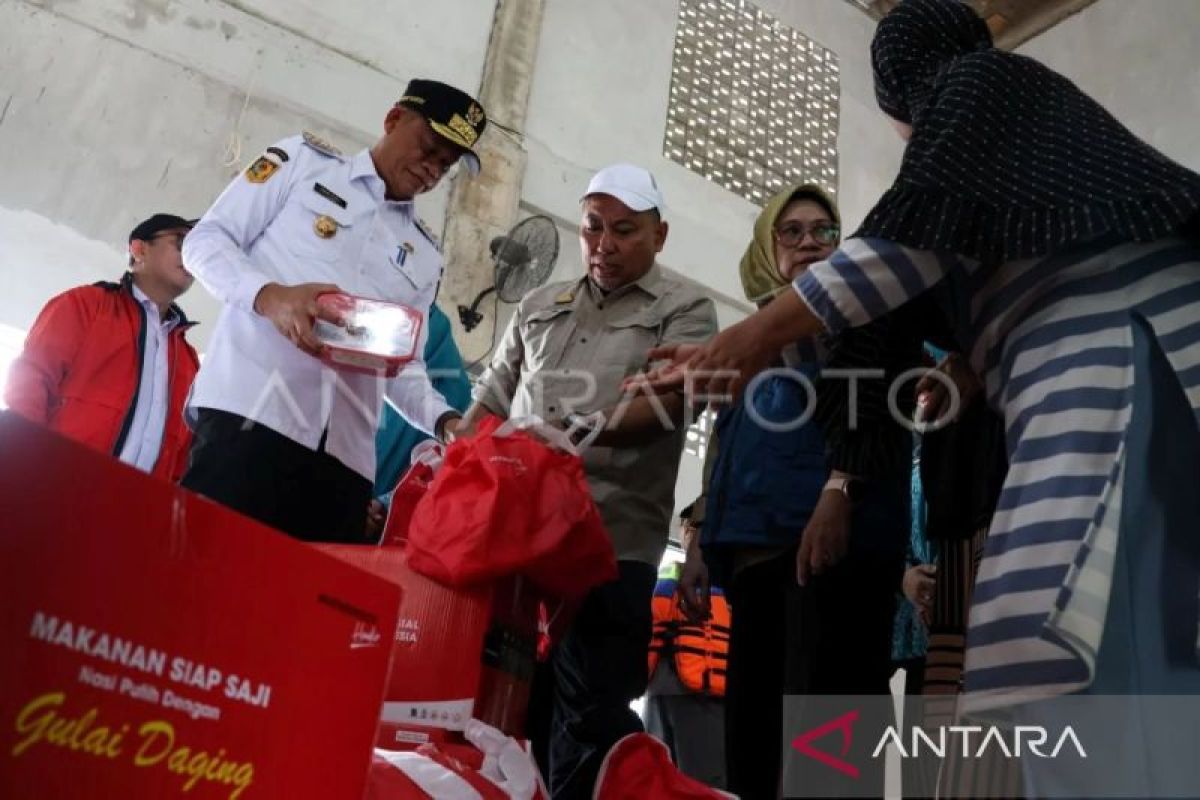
0, 416, 401, 799
315, 292, 423, 377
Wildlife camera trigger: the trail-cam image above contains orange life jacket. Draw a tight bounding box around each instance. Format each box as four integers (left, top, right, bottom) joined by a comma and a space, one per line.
647, 577, 730, 697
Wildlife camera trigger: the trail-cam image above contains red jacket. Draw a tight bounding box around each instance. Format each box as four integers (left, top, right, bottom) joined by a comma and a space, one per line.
5, 274, 200, 481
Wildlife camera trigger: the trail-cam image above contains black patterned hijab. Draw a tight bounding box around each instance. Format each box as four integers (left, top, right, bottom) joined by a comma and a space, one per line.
856, 0, 1200, 262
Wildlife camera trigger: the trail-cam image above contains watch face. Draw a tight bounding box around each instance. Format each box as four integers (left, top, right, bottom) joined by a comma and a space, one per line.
844, 479, 865, 503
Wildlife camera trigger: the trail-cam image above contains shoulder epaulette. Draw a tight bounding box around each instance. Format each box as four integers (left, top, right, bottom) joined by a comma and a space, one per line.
301, 130, 343, 158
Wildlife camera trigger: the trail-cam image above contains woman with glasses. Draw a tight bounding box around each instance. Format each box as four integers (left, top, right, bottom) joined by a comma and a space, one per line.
677, 184, 921, 798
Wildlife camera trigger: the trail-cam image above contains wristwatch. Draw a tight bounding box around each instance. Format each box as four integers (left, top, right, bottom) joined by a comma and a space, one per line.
823, 475, 864, 503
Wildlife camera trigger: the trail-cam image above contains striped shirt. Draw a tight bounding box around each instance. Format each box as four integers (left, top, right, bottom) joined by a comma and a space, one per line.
794, 235, 1200, 706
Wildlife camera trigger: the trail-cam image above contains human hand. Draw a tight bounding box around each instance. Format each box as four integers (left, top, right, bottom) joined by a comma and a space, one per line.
621, 343, 703, 395
623, 317, 776, 406
797, 489, 851, 586
439, 416, 466, 444
902, 564, 937, 626
365, 498, 387, 542
915, 353, 981, 425
253, 282, 344, 357
678, 549, 711, 622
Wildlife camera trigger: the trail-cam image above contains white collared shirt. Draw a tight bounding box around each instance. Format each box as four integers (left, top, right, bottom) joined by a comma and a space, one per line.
182, 134, 453, 481
117, 283, 180, 473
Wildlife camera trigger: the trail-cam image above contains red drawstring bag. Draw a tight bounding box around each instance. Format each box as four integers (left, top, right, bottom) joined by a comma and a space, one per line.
405, 416, 617, 600
382, 440, 445, 546
594, 734, 736, 799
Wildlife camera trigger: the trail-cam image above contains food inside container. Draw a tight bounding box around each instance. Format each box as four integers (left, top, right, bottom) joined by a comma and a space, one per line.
314, 292, 423, 377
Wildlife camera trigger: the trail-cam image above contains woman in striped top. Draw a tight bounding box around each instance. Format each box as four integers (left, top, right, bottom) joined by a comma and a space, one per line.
636, 0, 1200, 730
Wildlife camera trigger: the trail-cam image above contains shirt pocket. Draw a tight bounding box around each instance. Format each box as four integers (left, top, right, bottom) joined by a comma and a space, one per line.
601, 308, 665, 374
522, 305, 574, 373
281, 190, 356, 266
376, 234, 441, 299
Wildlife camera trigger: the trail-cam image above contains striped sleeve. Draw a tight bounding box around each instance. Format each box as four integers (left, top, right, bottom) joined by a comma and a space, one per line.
794, 237, 959, 334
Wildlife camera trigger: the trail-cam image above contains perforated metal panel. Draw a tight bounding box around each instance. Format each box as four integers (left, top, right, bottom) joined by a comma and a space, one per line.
665, 0, 840, 206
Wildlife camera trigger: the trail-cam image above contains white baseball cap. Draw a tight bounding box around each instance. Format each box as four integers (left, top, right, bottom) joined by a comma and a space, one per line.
582, 163, 665, 214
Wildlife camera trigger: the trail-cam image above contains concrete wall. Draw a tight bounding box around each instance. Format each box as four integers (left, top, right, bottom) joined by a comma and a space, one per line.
1016, 0, 1200, 173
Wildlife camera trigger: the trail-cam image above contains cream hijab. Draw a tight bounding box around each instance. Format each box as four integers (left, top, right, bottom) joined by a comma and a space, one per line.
738, 183, 840, 307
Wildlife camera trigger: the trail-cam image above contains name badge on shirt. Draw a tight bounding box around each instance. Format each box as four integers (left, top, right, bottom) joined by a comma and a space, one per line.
395, 242, 415, 268
313, 182, 348, 209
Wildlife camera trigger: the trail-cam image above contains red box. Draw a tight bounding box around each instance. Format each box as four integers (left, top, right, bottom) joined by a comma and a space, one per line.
0, 416, 401, 799
315, 292, 423, 377
315, 546, 551, 746
314, 545, 494, 744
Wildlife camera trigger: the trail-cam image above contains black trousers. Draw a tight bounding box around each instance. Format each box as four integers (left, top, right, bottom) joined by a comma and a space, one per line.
181, 408, 373, 543
527, 560, 657, 800
724, 546, 900, 800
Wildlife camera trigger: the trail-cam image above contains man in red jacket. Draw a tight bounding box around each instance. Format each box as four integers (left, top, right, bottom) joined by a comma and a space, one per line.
5, 213, 201, 481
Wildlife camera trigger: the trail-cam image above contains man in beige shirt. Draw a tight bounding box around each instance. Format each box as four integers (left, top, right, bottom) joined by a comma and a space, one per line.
462, 163, 717, 798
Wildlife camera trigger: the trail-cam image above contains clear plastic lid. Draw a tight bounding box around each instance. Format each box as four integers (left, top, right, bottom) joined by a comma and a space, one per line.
314, 293, 422, 361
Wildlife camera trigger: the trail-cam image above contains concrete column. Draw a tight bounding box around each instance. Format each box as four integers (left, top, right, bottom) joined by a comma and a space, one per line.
439, 0, 547, 363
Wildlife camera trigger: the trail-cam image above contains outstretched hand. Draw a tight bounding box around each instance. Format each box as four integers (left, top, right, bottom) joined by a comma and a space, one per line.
915, 352, 981, 425
622, 316, 778, 406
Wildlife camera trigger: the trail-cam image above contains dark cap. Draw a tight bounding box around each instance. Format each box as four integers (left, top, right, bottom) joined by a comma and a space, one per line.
128, 214, 197, 244
397, 78, 487, 176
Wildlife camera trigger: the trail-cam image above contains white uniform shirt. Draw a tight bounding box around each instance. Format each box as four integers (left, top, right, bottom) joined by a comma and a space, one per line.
117, 283, 179, 473
183, 134, 453, 481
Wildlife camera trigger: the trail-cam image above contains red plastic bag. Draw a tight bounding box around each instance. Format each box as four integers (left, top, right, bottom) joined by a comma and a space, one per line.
382, 440, 444, 546
365, 746, 507, 799
365, 719, 549, 799
594, 734, 736, 799
406, 416, 617, 599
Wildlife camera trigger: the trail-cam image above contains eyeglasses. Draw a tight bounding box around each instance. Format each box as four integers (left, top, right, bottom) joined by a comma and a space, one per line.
773, 222, 840, 248
147, 232, 187, 250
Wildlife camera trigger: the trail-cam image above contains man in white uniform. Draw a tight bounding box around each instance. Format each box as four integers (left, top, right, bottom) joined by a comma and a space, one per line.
181, 79, 484, 542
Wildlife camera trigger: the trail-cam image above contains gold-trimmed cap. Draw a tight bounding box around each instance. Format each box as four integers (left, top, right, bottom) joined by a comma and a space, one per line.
397, 78, 487, 176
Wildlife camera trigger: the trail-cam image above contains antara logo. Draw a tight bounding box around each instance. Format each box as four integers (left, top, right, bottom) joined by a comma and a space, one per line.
791, 710, 861, 779
872, 725, 1088, 760
792, 710, 1087, 779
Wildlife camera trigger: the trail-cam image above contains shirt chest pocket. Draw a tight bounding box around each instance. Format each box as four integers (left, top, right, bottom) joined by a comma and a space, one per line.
522, 305, 575, 372
281, 190, 357, 266
372, 235, 441, 301
601, 308, 665, 372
